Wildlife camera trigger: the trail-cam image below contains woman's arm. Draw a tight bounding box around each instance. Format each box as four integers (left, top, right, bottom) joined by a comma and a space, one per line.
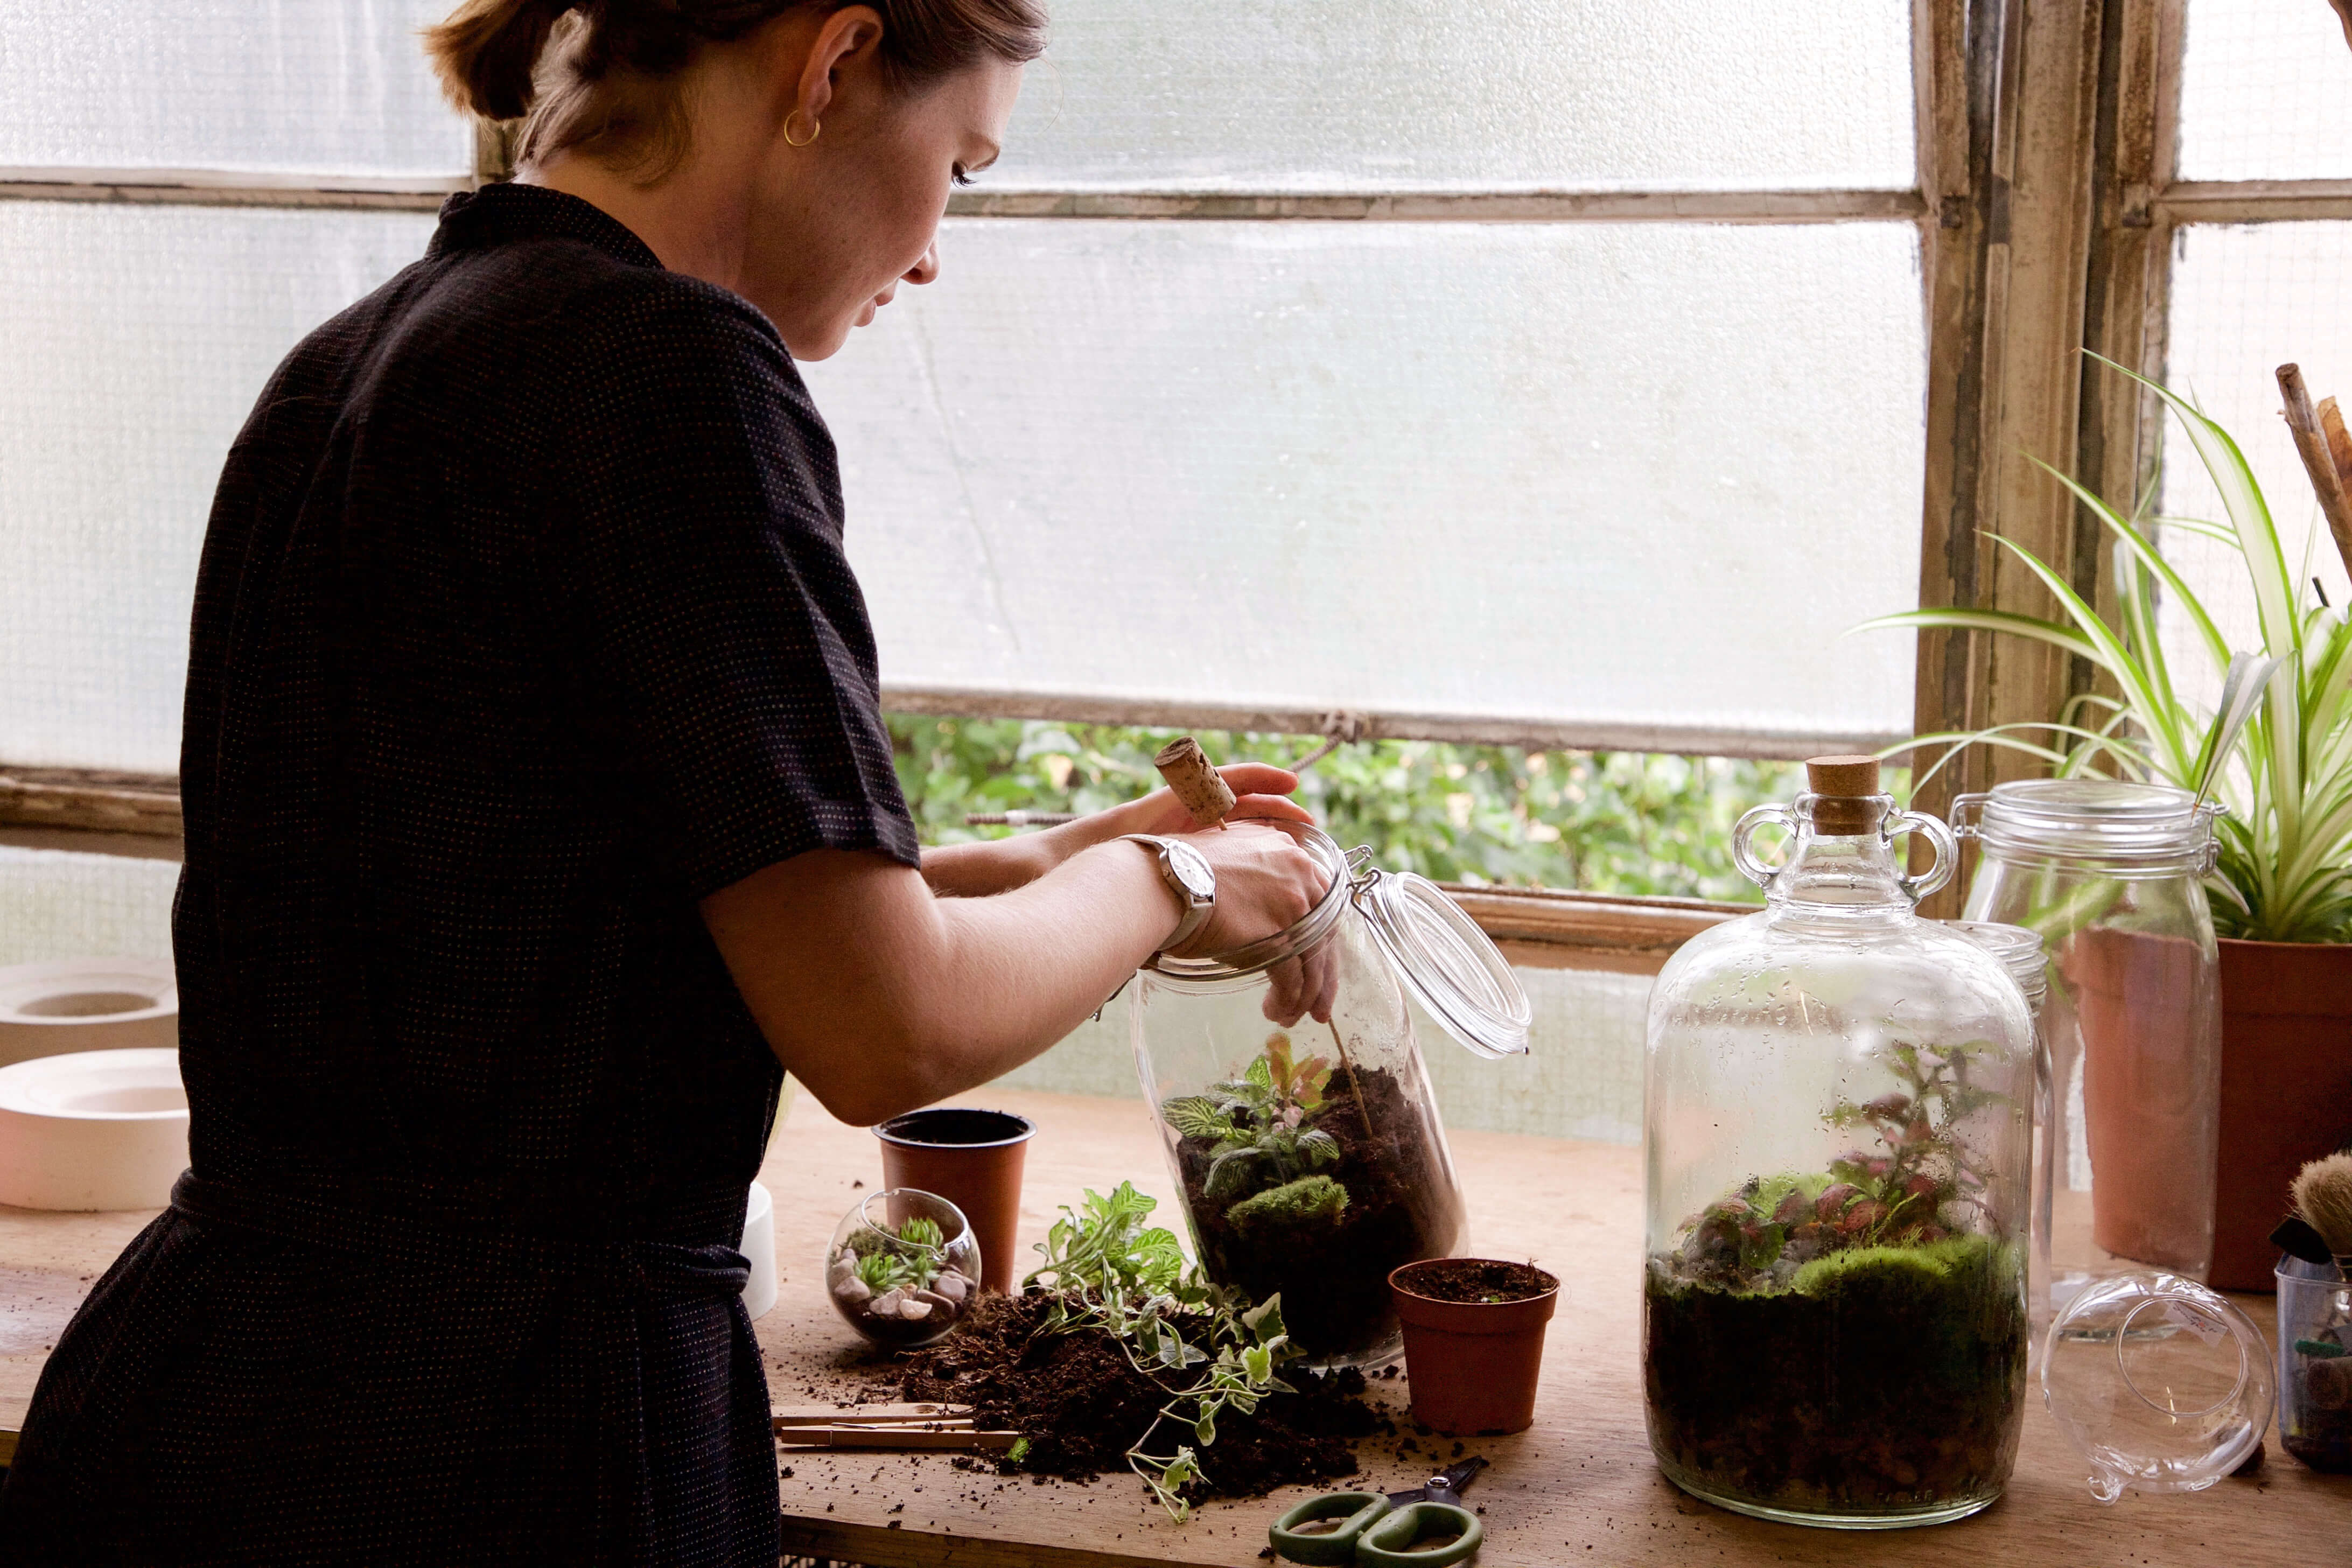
918, 762, 1311, 898
704, 819, 1328, 1127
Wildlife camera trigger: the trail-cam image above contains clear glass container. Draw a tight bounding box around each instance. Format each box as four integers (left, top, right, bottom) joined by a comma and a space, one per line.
825, 1188, 981, 1350
1643, 759, 2035, 1529
1131, 823, 1529, 1368
2277, 1257, 2352, 1473
1953, 779, 2223, 1333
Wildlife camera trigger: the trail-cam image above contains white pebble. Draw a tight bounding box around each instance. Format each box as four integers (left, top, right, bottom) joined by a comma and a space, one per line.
899, 1300, 933, 1321
834, 1275, 871, 1307
869, 1289, 904, 1319
933, 1271, 969, 1303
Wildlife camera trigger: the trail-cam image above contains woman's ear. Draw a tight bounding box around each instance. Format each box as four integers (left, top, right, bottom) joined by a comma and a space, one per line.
790, 5, 886, 129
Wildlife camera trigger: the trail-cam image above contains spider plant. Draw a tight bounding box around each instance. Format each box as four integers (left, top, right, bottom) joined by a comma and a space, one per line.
1859, 358, 2352, 942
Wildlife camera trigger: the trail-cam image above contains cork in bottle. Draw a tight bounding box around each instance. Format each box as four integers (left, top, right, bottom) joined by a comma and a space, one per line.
1804, 754, 1884, 835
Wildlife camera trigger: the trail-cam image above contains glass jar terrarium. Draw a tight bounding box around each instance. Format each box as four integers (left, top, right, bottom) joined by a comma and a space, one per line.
1643, 758, 2035, 1528
1952, 779, 2222, 1327
1132, 823, 1528, 1368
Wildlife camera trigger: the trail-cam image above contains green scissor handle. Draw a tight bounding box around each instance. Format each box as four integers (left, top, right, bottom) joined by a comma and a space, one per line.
1355, 1501, 1483, 1568
1270, 1492, 1390, 1565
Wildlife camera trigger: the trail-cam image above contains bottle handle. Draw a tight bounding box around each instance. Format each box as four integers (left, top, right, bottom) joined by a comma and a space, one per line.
1732, 804, 1797, 892
1887, 809, 1958, 903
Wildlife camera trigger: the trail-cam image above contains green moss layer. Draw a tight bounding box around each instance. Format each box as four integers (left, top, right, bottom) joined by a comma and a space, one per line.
1644, 1234, 2026, 1516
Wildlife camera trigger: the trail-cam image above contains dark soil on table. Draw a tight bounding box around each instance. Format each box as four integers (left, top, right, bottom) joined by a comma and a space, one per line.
1395, 1259, 1556, 1304
883, 1290, 1392, 1500
1643, 1235, 2027, 1516
1178, 1063, 1462, 1362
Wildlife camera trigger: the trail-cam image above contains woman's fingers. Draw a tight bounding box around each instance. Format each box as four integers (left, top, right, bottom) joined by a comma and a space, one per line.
1262, 956, 1312, 1026
1229, 793, 1314, 825
1217, 763, 1301, 797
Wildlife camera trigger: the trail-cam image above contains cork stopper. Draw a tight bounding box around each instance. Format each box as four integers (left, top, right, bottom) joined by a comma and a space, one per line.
1153, 736, 1236, 827
1805, 754, 1884, 835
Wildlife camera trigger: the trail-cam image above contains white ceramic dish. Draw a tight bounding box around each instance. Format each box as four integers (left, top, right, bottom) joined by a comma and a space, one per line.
741, 1179, 777, 1321
0, 1047, 188, 1210
0, 957, 178, 1068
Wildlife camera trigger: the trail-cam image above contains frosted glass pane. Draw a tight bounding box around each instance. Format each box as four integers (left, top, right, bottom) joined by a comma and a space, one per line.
996, 0, 1915, 193
808, 220, 1926, 753
0, 204, 437, 773
0, 1, 469, 178
0, 846, 180, 968
2159, 222, 2352, 710
2177, 0, 2352, 181
1001, 963, 1650, 1145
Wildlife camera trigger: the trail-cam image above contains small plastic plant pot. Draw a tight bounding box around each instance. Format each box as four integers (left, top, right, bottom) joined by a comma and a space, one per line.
1390, 1258, 1559, 1437
2277, 1257, 2352, 1473
875, 1108, 1035, 1294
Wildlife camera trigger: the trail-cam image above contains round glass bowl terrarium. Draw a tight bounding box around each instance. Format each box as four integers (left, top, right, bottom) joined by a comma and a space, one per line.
1642, 758, 2036, 1529
1131, 822, 1529, 1368
825, 1188, 980, 1350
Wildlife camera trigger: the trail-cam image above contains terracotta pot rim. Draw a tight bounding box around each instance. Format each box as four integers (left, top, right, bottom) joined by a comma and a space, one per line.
873, 1108, 1038, 1150
1389, 1258, 1560, 1310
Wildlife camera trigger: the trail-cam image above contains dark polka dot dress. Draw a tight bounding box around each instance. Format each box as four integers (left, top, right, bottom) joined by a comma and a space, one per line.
0, 183, 918, 1566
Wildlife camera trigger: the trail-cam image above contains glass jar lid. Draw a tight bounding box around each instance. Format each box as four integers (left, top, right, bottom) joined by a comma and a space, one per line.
1946, 920, 2047, 1011
1350, 855, 1532, 1060
2041, 1271, 2273, 1501
1953, 779, 2219, 874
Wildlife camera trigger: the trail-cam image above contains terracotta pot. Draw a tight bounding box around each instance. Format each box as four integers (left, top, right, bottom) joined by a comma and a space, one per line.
2068, 926, 2220, 1275
1389, 1259, 1558, 1437
2210, 940, 2352, 1292
874, 1108, 1035, 1294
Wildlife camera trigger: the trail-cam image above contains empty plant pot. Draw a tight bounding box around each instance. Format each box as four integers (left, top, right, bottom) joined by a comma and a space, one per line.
874, 1108, 1034, 1293
0, 957, 178, 1068
1391, 1258, 1559, 1437
0, 1048, 188, 1210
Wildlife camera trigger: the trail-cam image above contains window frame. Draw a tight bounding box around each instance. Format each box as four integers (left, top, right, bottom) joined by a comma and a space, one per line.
6, 0, 2342, 955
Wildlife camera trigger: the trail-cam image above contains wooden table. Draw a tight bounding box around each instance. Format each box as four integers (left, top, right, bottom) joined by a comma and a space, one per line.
3, 1089, 2342, 1566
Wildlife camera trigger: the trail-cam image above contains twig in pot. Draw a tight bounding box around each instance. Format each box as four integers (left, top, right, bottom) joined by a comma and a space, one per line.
2276, 364, 2352, 577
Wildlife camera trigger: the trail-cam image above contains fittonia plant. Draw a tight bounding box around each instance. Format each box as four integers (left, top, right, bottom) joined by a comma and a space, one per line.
1667, 1038, 2008, 1292
1160, 1032, 1347, 1213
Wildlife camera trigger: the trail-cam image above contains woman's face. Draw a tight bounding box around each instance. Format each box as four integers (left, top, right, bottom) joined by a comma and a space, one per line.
740, 17, 1023, 361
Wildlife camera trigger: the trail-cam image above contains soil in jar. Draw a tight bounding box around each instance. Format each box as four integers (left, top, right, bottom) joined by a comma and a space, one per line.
2284, 1349, 2352, 1472
1162, 1034, 1463, 1362
1396, 1259, 1553, 1305
885, 1290, 1392, 1497
1644, 1231, 2026, 1514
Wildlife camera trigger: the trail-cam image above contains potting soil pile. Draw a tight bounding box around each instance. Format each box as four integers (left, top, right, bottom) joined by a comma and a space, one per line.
883, 1290, 1391, 1498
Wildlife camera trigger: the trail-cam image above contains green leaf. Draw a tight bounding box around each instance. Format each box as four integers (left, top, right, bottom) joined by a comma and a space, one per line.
1243, 1345, 1273, 1382
1161, 1096, 1236, 1140
1195, 1409, 1216, 1445
1243, 1055, 1273, 1092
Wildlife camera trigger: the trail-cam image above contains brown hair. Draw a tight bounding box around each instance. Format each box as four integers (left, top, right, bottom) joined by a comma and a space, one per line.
425, 0, 1044, 181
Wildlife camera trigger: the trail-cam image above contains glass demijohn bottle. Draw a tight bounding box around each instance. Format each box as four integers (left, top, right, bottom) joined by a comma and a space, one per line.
1642, 758, 2036, 1528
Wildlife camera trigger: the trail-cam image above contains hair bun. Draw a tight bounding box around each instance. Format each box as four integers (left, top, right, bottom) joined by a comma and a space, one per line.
424, 0, 579, 121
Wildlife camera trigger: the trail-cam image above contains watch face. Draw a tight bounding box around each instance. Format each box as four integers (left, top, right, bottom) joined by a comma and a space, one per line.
1164, 839, 1216, 901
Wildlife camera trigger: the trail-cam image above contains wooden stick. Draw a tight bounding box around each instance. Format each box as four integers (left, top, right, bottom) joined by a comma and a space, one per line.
2277, 365, 2352, 579
2321, 396, 2352, 492
773, 1426, 1019, 1452
773, 1405, 967, 1428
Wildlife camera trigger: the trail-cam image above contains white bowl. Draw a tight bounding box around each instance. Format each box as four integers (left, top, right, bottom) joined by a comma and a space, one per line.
741, 1179, 777, 1321
0, 958, 178, 1068
0, 1048, 188, 1210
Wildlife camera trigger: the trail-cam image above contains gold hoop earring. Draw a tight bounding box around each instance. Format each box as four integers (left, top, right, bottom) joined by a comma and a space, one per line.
783, 109, 821, 148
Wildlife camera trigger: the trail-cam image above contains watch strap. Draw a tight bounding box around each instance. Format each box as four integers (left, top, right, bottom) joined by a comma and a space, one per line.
1121, 834, 1215, 951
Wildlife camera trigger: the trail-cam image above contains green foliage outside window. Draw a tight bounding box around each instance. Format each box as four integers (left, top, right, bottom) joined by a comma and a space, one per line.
885, 716, 1872, 904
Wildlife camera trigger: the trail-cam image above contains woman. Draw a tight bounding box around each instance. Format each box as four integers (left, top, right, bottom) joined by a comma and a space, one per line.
0, 3, 1329, 1562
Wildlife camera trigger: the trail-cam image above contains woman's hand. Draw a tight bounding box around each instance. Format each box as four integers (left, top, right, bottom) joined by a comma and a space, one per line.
920, 762, 1314, 898
1159, 820, 1338, 1027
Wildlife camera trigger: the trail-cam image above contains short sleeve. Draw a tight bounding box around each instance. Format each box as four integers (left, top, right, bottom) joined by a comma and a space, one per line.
551, 275, 919, 898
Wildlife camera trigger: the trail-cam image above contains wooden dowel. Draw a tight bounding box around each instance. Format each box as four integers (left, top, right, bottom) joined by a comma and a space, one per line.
2321, 396, 2352, 491
773, 1426, 1019, 1452
2277, 365, 2352, 580
773, 1405, 967, 1428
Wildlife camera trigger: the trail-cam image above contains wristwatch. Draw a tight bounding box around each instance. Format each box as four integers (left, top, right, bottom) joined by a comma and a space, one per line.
1121, 834, 1216, 951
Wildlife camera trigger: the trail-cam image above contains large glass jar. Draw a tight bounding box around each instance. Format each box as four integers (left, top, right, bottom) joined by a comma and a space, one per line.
1952, 779, 2222, 1334
1643, 758, 2035, 1529
1131, 823, 1528, 1367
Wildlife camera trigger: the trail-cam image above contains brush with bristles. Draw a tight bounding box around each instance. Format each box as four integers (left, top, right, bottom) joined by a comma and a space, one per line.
2291, 1152, 2352, 1274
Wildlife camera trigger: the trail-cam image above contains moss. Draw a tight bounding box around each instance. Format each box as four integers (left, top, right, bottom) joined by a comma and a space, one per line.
1791, 1234, 1997, 1299
1227, 1174, 1350, 1235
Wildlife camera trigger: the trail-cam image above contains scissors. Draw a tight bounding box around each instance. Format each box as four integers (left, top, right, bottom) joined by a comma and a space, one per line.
1269, 1457, 1487, 1567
